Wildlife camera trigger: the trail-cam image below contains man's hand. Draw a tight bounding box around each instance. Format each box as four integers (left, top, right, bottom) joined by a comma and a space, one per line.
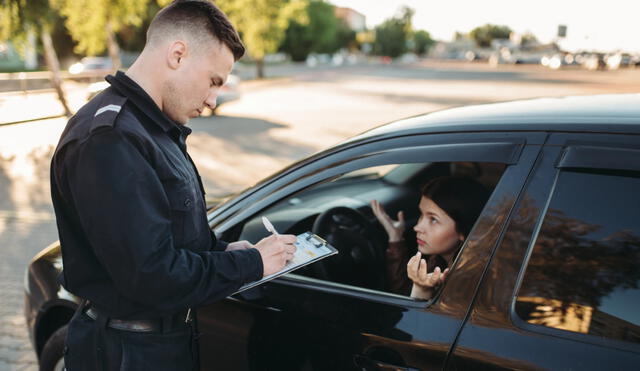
370, 199, 405, 242
225, 240, 253, 251
254, 234, 297, 276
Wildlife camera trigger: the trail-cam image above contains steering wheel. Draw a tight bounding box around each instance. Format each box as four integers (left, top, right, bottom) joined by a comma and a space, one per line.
311, 206, 386, 291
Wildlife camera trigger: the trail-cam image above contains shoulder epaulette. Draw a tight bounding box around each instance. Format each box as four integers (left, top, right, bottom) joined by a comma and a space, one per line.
90, 90, 128, 132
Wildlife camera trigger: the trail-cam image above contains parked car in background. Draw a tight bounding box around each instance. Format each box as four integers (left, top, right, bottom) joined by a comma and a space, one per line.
25, 94, 640, 370
68, 56, 112, 75
540, 52, 580, 69
605, 52, 634, 70
582, 53, 607, 71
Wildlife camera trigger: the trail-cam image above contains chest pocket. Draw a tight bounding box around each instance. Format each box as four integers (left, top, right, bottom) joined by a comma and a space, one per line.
164, 181, 202, 247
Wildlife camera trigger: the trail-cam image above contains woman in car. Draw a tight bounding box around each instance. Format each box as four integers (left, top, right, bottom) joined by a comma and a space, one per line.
371, 176, 489, 299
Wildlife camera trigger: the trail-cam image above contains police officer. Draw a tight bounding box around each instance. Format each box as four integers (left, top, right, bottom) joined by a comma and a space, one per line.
50, 1, 297, 369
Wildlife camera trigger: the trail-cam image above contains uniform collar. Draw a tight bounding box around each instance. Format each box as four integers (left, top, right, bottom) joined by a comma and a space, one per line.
106, 71, 191, 137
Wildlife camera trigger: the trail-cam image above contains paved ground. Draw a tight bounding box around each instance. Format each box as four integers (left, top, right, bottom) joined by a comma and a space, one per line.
0, 60, 639, 370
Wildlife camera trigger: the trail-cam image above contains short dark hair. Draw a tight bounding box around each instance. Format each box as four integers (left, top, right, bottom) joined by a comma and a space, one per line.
421, 176, 490, 237
147, 0, 245, 61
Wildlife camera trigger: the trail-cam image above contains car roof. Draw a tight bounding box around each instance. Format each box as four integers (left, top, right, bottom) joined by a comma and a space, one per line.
351, 94, 640, 142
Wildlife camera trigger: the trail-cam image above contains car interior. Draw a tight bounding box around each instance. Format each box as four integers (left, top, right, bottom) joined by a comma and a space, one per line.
236, 161, 506, 297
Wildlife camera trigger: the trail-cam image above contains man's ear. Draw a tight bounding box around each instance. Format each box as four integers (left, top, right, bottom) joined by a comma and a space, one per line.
167, 40, 187, 70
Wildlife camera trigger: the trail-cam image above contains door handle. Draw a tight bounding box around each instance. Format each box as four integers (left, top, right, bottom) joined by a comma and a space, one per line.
353, 354, 419, 371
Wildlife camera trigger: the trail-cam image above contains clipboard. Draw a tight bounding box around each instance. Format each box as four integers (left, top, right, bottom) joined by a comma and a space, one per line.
233, 232, 338, 295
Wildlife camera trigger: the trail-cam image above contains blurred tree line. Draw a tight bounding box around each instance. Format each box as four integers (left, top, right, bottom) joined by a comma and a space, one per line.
279, 0, 356, 62
468, 24, 512, 48
370, 6, 435, 58
0, 0, 162, 116
217, 1, 435, 76
0, 0, 437, 113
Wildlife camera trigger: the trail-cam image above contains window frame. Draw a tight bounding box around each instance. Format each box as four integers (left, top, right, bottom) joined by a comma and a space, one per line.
211, 132, 540, 307
212, 134, 526, 231
511, 143, 640, 353
557, 145, 640, 172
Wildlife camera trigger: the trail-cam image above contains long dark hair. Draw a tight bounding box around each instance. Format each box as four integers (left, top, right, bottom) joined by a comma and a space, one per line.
421, 176, 490, 238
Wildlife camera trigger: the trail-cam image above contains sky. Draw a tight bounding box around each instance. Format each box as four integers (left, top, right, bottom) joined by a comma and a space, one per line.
329, 0, 638, 53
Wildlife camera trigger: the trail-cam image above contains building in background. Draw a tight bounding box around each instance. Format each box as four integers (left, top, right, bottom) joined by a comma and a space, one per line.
334, 7, 366, 31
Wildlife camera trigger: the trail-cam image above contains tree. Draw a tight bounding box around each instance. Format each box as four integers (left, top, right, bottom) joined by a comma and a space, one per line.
335, 20, 356, 52
280, 20, 311, 62
453, 31, 467, 41
111, 2, 164, 54
216, 0, 307, 78
520, 32, 538, 48
398, 6, 414, 35
373, 18, 405, 58
372, 7, 414, 59
413, 30, 434, 56
280, 0, 355, 62
469, 24, 512, 48
54, 0, 148, 71
1, 0, 72, 117
305, 1, 338, 54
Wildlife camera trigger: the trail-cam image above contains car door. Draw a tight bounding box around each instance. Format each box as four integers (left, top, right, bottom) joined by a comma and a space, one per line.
448, 132, 640, 370
198, 131, 546, 371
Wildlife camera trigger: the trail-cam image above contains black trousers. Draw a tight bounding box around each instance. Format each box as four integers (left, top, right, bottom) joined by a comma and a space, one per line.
64, 307, 199, 371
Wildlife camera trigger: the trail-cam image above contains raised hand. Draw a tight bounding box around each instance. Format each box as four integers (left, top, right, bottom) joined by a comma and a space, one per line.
370, 199, 405, 242
406, 252, 450, 299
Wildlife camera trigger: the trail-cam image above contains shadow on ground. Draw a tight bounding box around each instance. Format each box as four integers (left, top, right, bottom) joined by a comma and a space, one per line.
189, 115, 316, 161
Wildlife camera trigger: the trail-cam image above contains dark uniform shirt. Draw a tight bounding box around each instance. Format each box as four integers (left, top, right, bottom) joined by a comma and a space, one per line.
50, 71, 263, 319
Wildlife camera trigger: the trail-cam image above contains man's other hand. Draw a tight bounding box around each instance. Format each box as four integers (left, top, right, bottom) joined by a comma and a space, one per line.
254, 234, 297, 276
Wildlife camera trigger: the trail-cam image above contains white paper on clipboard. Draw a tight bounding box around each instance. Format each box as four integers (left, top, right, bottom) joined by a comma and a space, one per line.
233, 232, 338, 295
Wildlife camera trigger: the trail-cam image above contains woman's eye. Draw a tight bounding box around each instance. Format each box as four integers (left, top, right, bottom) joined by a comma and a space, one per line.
430, 217, 438, 224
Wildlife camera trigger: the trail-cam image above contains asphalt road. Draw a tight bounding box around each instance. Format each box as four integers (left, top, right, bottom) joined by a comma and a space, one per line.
0, 60, 638, 370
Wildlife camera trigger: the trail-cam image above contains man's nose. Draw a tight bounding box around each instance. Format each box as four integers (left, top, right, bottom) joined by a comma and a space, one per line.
205, 92, 217, 110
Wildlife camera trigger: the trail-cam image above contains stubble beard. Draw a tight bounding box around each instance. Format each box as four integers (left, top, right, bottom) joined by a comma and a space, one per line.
162, 79, 188, 125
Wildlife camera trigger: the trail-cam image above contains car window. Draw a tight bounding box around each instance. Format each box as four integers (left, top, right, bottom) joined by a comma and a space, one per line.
337, 164, 399, 180
239, 161, 505, 299
515, 169, 640, 344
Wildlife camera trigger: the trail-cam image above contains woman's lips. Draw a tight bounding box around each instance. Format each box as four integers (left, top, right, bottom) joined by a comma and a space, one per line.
417, 238, 426, 246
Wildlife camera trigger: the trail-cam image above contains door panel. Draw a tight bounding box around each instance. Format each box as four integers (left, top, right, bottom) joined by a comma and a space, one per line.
449, 133, 640, 370
198, 299, 272, 370
200, 133, 545, 370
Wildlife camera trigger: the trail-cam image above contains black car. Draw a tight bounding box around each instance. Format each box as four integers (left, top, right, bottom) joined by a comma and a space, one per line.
25, 94, 640, 370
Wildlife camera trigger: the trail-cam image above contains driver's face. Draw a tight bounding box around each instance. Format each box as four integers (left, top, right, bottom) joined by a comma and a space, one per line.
413, 197, 464, 259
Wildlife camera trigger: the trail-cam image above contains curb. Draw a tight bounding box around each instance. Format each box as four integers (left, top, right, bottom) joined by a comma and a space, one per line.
0, 115, 67, 127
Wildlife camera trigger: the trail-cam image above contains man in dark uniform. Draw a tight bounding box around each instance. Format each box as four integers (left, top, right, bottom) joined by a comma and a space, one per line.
50, 1, 297, 369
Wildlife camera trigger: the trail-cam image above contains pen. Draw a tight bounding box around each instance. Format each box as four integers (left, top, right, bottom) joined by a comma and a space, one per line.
262, 216, 279, 235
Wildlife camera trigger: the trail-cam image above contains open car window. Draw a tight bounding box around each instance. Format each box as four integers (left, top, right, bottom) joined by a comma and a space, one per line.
337, 164, 399, 180
238, 161, 506, 299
